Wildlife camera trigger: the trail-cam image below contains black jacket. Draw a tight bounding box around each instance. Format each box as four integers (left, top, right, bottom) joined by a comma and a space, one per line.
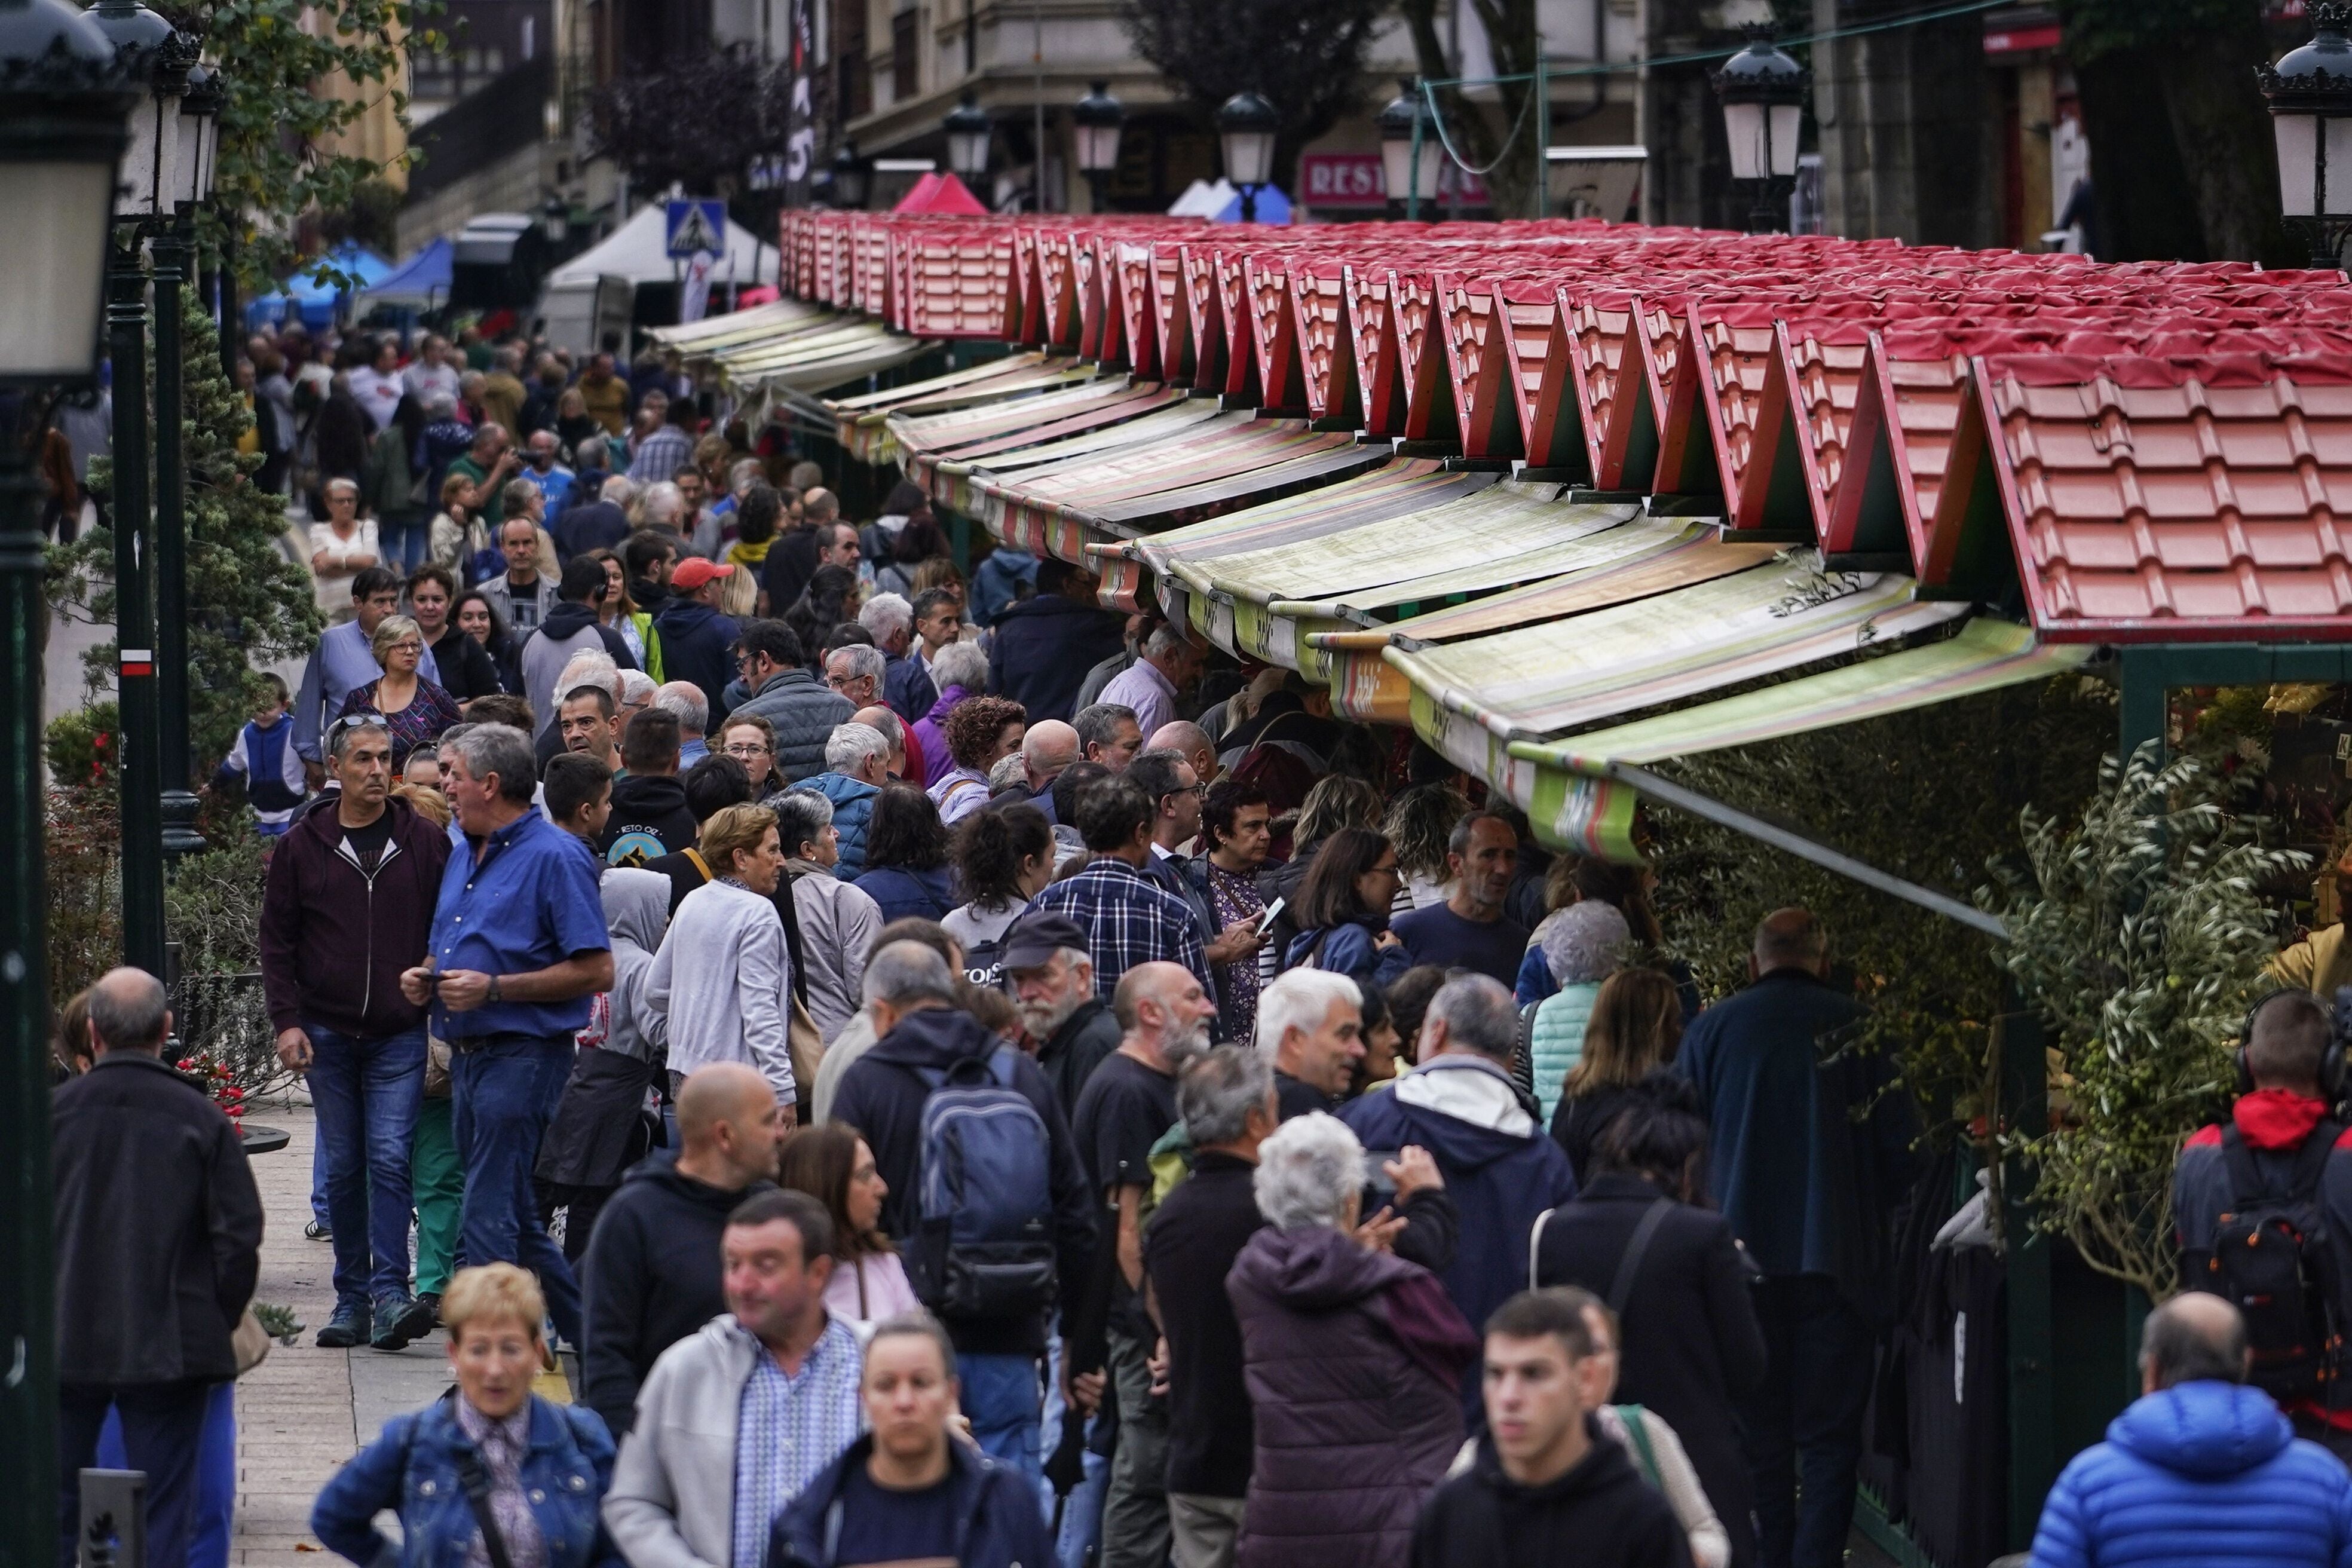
1144, 1152, 1264, 1499
773, 1431, 1054, 1568
426, 624, 507, 702
53, 1053, 264, 1386
1532, 1172, 1768, 1564
555, 500, 628, 562
1411, 1428, 1693, 1568
989, 592, 1132, 724
829, 1004, 1097, 1353
1036, 998, 1122, 1118
761, 524, 822, 617
578, 1151, 774, 1438
259, 794, 451, 1039
596, 774, 699, 867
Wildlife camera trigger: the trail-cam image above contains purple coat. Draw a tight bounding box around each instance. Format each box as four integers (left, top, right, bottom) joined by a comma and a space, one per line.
1225, 1223, 1478, 1568
914, 682, 972, 788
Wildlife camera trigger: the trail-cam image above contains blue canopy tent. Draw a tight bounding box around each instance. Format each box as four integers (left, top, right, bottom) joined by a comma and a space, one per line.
1211, 184, 1293, 224
244, 241, 394, 332
351, 237, 453, 316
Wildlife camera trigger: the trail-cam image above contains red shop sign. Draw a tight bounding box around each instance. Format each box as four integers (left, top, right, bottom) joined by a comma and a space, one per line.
1299, 152, 1487, 209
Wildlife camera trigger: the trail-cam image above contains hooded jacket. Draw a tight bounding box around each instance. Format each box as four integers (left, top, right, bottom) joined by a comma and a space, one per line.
2026, 1381, 2352, 1568
1341, 1055, 1579, 1419
2175, 1089, 2352, 1427
260, 793, 452, 1039
770, 1432, 1054, 1568
1411, 1428, 1695, 1568
521, 598, 636, 737
1225, 1223, 1479, 1568
989, 591, 1133, 724
540, 871, 670, 1195
912, 683, 972, 788
794, 771, 880, 878
733, 667, 854, 783
828, 1005, 1098, 1353
598, 774, 700, 867
653, 597, 743, 722
577, 1151, 774, 1440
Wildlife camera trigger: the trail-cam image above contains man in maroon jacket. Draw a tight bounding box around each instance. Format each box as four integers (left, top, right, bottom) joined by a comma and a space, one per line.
259, 715, 451, 1350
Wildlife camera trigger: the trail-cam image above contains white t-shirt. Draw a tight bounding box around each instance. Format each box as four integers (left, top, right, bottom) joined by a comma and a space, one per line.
347, 366, 405, 431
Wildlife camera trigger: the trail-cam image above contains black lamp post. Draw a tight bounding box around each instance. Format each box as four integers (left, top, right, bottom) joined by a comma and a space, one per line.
0, 0, 136, 1549
1073, 81, 1123, 212
541, 191, 569, 247
2259, 3, 2352, 268
1216, 90, 1278, 223
88, 0, 191, 976
1379, 78, 1442, 221
945, 90, 992, 190
155, 57, 218, 868
832, 138, 870, 210
1710, 25, 1806, 235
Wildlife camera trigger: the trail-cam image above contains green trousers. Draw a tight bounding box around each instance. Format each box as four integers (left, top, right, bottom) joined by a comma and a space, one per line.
411, 1095, 464, 1297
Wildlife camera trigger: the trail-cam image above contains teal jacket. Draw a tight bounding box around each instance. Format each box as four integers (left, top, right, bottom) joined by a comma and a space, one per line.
1529, 981, 1603, 1125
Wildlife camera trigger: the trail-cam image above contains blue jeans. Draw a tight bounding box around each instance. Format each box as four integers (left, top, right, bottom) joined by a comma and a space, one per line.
451, 1033, 583, 1348
307, 1022, 426, 1309
311, 1137, 330, 1230
97, 1383, 233, 1568
1742, 1276, 1875, 1568
59, 1380, 212, 1568
958, 1351, 1044, 1493
379, 513, 429, 570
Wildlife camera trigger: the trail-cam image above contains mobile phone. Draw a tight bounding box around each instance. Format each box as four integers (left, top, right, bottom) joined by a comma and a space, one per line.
1256, 897, 1286, 935
1362, 1149, 1404, 1197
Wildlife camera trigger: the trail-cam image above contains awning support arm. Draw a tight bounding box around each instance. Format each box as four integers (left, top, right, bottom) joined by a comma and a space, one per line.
1607, 761, 2009, 939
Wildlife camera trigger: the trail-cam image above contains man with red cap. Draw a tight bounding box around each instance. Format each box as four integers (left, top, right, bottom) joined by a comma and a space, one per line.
653, 556, 740, 722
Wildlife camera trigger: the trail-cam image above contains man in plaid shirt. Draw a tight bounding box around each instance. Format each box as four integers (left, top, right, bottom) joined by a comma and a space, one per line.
1028, 772, 1217, 1004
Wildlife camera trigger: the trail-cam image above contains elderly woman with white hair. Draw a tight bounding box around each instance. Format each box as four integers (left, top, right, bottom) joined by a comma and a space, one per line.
1523, 898, 1633, 1123
1225, 1113, 1479, 1568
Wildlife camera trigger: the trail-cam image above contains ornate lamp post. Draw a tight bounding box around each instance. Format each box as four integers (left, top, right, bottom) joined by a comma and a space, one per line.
0, 0, 135, 1549
1710, 26, 1806, 235
944, 90, 992, 190
1216, 90, 1278, 223
1072, 81, 1123, 212
1379, 78, 1443, 222
2259, 4, 2352, 268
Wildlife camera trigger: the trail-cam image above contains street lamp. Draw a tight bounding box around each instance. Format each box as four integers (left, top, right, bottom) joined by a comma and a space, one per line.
1379, 78, 1443, 221
541, 192, 570, 246
944, 90, 992, 187
1073, 80, 1123, 211
92, 0, 192, 974
832, 138, 871, 210
1216, 90, 1278, 223
0, 1, 137, 1553
1710, 24, 1805, 234
172, 60, 220, 214
2259, 2, 2352, 268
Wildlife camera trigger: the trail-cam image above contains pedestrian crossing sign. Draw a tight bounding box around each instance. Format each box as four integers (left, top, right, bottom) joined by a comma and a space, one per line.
665, 200, 727, 258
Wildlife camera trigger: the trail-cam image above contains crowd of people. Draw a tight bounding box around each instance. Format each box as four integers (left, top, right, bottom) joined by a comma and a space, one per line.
50, 316, 2352, 1568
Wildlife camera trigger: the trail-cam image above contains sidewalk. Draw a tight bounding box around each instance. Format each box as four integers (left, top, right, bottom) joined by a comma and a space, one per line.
232, 1097, 574, 1565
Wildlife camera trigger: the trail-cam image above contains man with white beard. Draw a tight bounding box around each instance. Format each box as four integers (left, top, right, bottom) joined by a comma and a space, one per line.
1003, 912, 1123, 1113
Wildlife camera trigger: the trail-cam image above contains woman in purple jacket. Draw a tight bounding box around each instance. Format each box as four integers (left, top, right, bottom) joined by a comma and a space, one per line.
1226, 1112, 1480, 1568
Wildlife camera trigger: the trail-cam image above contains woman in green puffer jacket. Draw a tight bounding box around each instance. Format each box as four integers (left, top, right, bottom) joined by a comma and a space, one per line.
1522, 899, 1631, 1123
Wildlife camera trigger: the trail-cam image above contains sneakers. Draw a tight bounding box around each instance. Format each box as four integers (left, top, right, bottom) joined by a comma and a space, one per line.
316, 1303, 370, 1349
304, 1221, 332, 1242
370, 1295, 436, 1352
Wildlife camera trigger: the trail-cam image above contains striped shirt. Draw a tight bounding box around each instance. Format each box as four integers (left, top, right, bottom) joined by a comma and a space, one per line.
1027, 853, 1214, 999
729, 1316, 864, 1568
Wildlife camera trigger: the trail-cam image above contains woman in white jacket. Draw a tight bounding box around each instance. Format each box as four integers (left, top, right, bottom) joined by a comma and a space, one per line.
645, 803, 798, 1113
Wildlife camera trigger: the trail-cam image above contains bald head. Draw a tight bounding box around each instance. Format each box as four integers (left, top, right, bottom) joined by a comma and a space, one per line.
1753, 908, 1827, 977
2140, 1292, 2250, 1392
1111, 958, 1215, 1068
88, 966, 170, 1056
802, 487, 840, 523
673, 1062, 783, 1189
1024, 719, 1079, 790
850, 705, 906, 775
1147, 720, 1215, 783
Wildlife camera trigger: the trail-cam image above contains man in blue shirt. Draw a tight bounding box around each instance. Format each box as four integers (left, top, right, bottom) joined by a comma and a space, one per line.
402, 721, 612, 1349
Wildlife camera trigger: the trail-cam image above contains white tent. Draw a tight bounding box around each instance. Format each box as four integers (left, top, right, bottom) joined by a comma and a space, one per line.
550, 204, 779, 288
1168, 179, 1237, 218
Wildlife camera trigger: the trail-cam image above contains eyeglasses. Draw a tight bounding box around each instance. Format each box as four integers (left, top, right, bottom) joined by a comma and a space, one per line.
385, 642, 424, 656
722, 743, 774, 758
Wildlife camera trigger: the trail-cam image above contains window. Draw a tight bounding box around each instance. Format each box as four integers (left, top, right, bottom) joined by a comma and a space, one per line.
891, 9, 917, 102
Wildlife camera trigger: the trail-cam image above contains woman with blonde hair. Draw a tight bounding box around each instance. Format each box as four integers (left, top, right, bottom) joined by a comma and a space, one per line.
311, 1263, 620, 1568
1549, 967, 1684, 1180
335, 614, 460, 768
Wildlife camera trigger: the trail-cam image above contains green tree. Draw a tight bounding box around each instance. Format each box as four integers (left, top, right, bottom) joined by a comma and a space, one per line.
51, 285, 321, 770
1983, 745, 2307, 1300
164, 0, 446, 289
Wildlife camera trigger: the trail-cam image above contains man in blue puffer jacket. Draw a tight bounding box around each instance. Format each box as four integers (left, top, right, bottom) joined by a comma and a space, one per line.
2029, 1293, 2352, 1568
793, 720, 889, 878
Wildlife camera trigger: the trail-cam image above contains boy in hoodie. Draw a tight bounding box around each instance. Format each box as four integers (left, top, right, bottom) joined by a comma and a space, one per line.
2028, 1293, 2352, 1568
599, 708, 700, 867
213, 673, 308, 836
1342, 975, 1579, 1421
520, 556, 638, 736
1413, 1287, 1692, 1568
829, 941, 1098, 1486
2176, 987, 2352, 1451
578, 1061, 785, 1440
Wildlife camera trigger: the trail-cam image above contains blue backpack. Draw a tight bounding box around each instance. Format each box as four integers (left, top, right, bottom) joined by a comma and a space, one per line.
903, 1046, 1059, 1322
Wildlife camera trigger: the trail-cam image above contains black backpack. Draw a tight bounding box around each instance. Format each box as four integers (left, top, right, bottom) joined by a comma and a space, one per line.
2205, 1120, 2345, 1401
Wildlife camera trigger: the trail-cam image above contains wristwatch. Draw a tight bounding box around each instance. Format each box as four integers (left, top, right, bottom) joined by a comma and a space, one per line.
488, 976, 503, 1004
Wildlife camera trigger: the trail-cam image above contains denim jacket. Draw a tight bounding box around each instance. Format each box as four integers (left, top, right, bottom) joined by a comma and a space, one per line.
311, 1391, 622, 1568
